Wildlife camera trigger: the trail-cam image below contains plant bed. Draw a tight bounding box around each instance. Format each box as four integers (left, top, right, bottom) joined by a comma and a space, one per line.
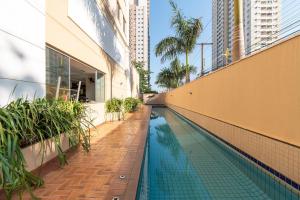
105, 112, 124, 121
21, 133, 70, 172
0, 98, 93, 199
105, 98, 124, 121
123, 97, 141, 113
104, 97, 141, 121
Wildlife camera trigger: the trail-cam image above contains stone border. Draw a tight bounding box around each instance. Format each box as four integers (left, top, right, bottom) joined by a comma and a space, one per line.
123, 105, 151, 200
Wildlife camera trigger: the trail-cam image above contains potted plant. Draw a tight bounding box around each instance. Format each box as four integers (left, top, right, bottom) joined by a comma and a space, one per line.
123, 97, 141, 113
105, 98, 123, 121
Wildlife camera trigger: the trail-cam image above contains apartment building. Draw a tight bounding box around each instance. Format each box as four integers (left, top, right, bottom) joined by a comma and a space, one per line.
212, 0, 230, 68
244, 0, 281, 54
212, 0, 281, 68
0, 0, 139, 125
129, 0, 150, 71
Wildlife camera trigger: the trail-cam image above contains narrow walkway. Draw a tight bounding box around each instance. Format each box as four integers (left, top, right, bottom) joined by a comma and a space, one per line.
11, 105, 151, 200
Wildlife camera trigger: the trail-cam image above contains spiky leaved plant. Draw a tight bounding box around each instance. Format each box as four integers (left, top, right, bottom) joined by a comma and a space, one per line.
0, 98, 93, 199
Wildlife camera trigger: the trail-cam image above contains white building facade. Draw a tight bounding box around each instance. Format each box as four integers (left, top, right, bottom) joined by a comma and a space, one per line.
212, 0, 281, 68
129, 0, 150, 71
244, 0, 281, 54
0, 0, 46, 106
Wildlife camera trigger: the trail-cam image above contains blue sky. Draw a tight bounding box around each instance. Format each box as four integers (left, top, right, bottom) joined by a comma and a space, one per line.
149, 0, 212, 91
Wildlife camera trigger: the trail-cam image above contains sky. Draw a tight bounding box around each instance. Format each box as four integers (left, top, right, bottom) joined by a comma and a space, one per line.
149, 0, 212, 91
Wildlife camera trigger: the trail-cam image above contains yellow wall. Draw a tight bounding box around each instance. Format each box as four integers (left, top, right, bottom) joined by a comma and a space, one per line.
161, 35, 300, 147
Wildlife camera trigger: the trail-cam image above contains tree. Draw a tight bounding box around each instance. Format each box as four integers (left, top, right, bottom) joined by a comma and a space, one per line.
155, 58, 196, 91
232, 0, 245, 62
155, 0, 203, 83
168, 58, 184, 88
155, 67, 174, 90
132, 61, 151, 93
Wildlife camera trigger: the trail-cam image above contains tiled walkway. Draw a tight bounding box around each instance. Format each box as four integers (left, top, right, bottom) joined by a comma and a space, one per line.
7, 105, 151, 200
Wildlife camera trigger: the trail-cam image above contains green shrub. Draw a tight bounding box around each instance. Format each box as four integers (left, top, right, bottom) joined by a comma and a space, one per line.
0, 98, 92, 199
123, 97, 140, 113
105, 98, 123, 113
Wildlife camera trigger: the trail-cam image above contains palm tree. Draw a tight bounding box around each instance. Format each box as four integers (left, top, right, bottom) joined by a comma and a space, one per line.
169, 58, 184, 88
155, 67, 174, 90
232, 0, 245, 61
155, 58, 197, 91
155, 1, 203, 83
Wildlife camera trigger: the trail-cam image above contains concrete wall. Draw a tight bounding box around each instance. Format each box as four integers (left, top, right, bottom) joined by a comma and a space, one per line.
131, 66, 140, 98
22, 133, 69, 172
86, 102, 105, 126
162, 35, 300, 147
145, 93, 165, 104
0, 0, 46, 106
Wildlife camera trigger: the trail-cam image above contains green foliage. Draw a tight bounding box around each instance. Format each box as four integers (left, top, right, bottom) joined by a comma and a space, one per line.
105, 98, 123, 113
155, 0, 203, 83
123, 97, 141, 113
156, 58, 196, 90
0, 98, 92, 199
132, 61, 152, 94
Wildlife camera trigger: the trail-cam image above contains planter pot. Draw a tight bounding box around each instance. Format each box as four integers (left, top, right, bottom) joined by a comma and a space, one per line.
105, 112, 124, 122
21, 133, 70, 171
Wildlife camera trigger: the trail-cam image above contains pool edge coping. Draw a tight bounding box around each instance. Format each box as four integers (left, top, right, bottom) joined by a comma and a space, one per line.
122, 105, 152, 200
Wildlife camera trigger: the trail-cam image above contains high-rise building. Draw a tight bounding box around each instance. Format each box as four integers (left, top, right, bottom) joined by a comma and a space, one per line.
212, 0, 231, 68
244, 0, 281, 55
129, 0, 150, 71
212, 0, 281, 68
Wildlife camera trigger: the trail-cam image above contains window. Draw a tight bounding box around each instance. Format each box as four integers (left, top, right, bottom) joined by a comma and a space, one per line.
46, 47, 105, 103
95, 72, 105, 102
46, 48, 70, 99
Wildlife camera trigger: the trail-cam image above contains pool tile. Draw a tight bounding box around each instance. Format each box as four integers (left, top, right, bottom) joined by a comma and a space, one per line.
137, 108, 300, 200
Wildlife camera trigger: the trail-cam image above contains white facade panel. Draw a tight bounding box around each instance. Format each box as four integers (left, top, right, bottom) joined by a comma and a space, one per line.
68, 0, 129, 69
0, 0, 46, 106
129, 0, 150, 71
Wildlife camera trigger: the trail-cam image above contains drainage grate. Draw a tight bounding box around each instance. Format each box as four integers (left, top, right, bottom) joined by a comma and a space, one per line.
119, 175, 126, 179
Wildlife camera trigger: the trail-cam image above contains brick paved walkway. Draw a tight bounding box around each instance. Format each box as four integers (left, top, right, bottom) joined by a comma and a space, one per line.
5, 105, 151, 200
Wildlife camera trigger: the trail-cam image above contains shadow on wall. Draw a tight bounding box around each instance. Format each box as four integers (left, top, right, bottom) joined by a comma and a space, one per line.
144, 93, 166, 105
8, 40, 26, 60
81, 0, 130, 98
83, 0, 122, 64
0, 38, 45, 106
0, 74, 45, 107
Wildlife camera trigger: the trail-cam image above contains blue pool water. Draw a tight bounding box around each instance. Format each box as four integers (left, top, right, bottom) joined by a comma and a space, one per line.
136, 108, 300, 200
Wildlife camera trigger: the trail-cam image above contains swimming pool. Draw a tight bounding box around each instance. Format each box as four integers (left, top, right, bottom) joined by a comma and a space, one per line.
136, 107, 300, 200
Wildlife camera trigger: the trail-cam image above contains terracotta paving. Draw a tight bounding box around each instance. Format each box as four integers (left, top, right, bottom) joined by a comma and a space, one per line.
3, 105, 151, 200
